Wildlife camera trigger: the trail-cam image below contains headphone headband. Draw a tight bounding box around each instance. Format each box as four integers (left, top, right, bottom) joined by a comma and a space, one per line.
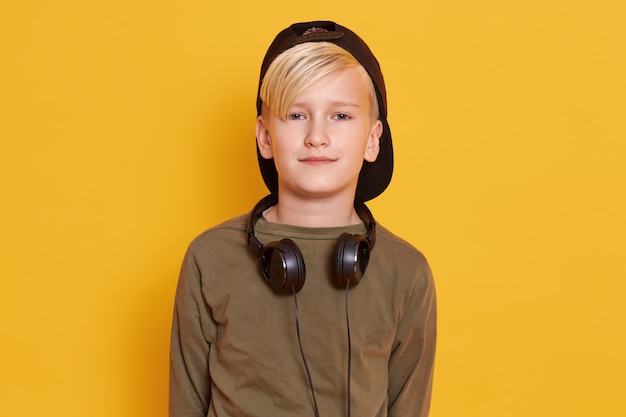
247, 194, 278, 258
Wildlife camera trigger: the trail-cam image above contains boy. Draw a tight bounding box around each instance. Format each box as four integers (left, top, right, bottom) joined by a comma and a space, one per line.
170, 21, 436, 417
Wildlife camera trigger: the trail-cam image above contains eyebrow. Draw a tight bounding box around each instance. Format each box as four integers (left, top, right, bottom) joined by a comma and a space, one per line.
290, 100, 362, 108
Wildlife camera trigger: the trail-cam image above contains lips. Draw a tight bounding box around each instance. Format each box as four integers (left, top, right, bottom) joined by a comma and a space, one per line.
299, 156, 337, 165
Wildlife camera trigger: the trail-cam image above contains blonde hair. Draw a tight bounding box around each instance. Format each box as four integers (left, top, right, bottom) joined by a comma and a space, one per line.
259, 42, 379, 121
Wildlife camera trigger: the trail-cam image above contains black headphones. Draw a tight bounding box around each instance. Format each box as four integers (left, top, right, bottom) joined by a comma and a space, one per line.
247, 194, 377, 295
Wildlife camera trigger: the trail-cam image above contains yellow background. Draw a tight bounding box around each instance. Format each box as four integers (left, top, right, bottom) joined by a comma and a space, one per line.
1, 1, 624, 416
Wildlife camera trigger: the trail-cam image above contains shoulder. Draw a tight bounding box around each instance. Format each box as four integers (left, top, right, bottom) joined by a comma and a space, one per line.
374, 223, 429, 267
187, 213, 249, 254
370, 223, 434, 292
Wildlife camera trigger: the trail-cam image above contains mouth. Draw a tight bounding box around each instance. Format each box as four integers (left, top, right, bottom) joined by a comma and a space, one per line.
299, 156, 337, 166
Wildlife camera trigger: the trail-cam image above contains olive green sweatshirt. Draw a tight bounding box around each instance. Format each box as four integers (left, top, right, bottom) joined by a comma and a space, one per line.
170, 212, 436, 417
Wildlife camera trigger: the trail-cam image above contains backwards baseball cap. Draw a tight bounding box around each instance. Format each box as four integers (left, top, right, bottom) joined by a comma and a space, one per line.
256, 20, 393, 202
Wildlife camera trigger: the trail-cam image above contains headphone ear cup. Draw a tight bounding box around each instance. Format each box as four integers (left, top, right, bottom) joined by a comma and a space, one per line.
260, 238, 306, 294
334, 233, 371, 288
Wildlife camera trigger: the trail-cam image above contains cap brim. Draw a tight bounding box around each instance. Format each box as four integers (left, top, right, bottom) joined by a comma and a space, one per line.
356, 117, 393, 202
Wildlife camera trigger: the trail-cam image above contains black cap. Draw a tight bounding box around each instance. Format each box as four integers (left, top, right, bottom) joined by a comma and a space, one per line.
256, 20, 393, 202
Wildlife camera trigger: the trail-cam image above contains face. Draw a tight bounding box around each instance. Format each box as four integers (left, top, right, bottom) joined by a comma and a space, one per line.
256, 66, 382, 202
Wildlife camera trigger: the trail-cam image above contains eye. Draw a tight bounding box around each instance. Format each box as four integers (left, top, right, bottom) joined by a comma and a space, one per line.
334, 113, 350, 121
288, 113, 305, 120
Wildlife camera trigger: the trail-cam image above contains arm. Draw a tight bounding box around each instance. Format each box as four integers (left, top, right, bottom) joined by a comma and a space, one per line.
169, 248, 215, 417
388, 261, 437, 417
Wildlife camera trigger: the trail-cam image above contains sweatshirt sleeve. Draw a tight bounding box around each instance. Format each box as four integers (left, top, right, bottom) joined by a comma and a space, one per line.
388, 259, 437, 417
169, 247, 215, 417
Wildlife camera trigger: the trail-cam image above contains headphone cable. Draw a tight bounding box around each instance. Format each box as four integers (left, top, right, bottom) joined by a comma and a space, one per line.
290, 282, 352, 417
292, 284, 321, 417
345, 279, 352, 417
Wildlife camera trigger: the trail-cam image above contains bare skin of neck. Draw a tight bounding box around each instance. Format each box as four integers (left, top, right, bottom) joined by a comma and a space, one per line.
263, 193, 362, 228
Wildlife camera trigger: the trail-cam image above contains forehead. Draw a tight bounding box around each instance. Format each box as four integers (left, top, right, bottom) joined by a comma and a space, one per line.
292, 66, 372, 103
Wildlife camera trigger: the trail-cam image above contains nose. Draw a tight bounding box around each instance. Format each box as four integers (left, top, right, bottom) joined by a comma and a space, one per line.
304, 118, 330, 148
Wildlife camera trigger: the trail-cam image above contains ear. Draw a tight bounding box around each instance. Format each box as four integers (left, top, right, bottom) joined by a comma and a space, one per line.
256, 115, 274, 159
364, 120, 382, 162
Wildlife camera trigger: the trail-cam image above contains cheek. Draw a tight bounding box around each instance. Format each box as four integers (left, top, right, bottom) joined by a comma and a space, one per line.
271, 138, 295, 157
352, 127, 375, 155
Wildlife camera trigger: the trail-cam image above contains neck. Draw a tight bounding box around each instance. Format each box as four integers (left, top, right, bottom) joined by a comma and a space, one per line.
265, 193, 361, 228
